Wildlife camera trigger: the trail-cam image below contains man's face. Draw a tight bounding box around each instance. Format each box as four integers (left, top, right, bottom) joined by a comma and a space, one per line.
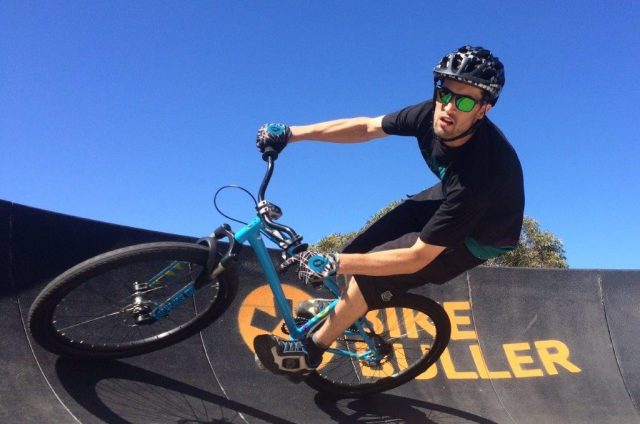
433, 79, 492, 143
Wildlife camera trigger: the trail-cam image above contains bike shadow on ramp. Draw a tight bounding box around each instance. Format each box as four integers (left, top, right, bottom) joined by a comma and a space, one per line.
313, 392, 498, 424
54, 357, 494, 424
54, 357, 297, 424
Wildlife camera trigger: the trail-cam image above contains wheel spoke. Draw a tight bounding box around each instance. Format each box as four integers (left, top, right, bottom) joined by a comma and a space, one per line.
57, 309, 127, 331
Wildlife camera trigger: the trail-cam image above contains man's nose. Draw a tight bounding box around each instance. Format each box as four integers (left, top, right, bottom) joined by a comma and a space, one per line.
442, 100, 456, 113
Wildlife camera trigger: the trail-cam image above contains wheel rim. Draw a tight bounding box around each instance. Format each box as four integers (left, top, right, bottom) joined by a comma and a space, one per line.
49, 255, 221, 352
314, 302, 440, 390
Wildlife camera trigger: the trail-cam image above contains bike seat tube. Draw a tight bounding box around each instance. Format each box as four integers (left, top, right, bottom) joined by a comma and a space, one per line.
235, 216, 302, 339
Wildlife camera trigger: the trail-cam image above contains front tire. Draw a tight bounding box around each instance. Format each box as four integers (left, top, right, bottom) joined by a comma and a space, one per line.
28, 242, 237, 359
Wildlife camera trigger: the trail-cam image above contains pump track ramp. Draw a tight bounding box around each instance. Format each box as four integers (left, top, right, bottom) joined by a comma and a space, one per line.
1, 199, 639, 423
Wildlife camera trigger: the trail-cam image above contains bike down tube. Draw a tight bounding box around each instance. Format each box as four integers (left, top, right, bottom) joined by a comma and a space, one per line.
234, 217, 302, 339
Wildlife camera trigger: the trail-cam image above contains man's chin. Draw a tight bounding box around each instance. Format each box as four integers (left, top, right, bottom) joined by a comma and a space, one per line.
434, 127, 455, 139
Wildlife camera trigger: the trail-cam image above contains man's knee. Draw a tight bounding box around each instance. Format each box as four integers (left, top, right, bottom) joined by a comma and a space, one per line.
340, 278, 368, 313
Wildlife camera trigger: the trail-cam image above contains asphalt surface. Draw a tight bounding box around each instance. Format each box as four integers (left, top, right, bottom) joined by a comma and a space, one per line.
2, 199, 639, 423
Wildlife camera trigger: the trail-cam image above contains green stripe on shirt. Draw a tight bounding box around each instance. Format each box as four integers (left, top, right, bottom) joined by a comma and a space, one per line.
464, 237, 514, 260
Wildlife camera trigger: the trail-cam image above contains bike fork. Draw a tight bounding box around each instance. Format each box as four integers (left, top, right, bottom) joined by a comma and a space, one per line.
131, 260, 197, 324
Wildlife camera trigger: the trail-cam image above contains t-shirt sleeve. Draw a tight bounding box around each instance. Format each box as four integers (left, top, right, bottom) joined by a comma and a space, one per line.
419, 172, 492, 247
382, 100, 433, 137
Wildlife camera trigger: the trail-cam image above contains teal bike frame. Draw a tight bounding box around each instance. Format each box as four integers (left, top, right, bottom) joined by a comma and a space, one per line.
234, 215, 380, 361
147, 153, 383, 363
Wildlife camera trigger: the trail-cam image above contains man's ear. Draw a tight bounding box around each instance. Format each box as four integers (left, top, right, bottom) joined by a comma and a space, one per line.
480, 103, 492, 119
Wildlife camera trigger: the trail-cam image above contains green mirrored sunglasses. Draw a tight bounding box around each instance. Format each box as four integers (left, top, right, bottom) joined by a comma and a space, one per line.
436, 86, 483, 112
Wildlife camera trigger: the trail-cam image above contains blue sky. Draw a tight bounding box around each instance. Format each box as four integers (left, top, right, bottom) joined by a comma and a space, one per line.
2, 1, 638, 270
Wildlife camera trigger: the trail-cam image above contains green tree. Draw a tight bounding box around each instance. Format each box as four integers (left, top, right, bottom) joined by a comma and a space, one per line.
312, 202, 567, 268
311, 201, 401, 253
485, 216, 568, 268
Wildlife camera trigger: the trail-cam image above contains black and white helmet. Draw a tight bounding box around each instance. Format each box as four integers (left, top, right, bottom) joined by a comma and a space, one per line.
434, 45, 505, 105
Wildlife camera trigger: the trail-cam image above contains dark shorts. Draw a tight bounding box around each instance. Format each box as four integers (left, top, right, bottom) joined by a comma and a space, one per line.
342, 188, 485, 309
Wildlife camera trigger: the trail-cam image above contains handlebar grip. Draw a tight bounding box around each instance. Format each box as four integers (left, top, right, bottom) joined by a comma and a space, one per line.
261, 146, 279, 161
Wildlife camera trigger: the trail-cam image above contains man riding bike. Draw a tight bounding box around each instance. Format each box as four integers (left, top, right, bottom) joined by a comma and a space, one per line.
253, 45, 525, 378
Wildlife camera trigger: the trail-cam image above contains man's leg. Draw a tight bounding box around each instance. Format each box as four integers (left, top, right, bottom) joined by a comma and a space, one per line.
254, 240, 485, 377
312, 277, 368, 347
253, 277, 368, 376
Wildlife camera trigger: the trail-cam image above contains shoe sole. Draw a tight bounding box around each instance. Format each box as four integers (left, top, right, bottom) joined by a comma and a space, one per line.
253, 335, 311, 379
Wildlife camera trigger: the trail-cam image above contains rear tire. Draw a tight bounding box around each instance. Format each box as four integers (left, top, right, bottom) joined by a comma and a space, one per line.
28, 242, 237, 359
305, 294, 450, 397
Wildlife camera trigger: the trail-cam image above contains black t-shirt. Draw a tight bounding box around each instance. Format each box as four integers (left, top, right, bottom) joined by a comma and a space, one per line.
382, 100, 525, 259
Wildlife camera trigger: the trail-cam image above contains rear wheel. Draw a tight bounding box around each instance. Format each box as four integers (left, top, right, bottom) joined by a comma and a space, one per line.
305, 294, 450, 397
28, 242, 237, 359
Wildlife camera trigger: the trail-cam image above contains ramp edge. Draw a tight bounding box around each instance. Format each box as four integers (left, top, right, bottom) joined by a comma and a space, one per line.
600, 272, 640, 415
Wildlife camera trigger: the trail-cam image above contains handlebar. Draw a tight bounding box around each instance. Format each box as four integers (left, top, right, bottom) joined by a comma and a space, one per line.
256, 153, 307, 254
258, 153, 276, 202
207, 150, 306, 273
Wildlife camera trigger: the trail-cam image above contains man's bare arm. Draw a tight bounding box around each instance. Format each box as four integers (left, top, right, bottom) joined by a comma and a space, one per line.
289, 116, 386, 144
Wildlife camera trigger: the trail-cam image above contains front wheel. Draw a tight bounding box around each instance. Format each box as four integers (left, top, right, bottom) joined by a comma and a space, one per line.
305, 294, 451, 397
28, 242, 237, 360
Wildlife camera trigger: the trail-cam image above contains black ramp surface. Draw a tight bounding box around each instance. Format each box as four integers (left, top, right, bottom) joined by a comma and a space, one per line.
602, 271, 640, 410
469, 267, 639, 424
2, 199, 640, 423
390, 276, 513, 423
0, 201, 78, 423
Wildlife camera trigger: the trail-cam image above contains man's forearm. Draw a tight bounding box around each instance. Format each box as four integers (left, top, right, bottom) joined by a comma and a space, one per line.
290, 117, 385, 143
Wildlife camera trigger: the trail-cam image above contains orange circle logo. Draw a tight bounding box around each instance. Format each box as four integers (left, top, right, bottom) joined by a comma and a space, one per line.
237, 283, 312, 353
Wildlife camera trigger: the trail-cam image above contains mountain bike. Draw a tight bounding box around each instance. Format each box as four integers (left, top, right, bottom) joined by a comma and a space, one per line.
28, 148, 451, 397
